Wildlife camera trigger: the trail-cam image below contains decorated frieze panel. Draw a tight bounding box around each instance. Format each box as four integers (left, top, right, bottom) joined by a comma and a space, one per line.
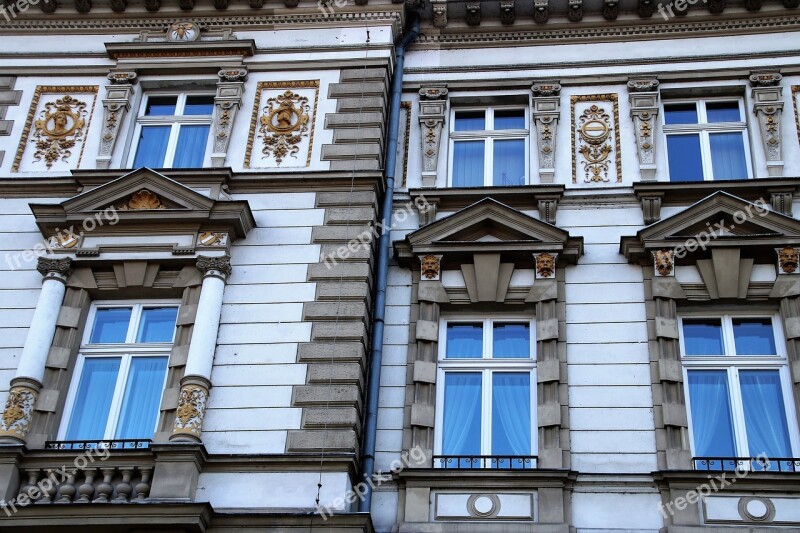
571, 93, 621, 184
13, 86, 98, 172
792, 86, 800, 146
244, 80, 319, 169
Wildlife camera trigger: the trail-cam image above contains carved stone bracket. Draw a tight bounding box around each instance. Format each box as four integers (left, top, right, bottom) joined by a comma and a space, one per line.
770, 188, 794, 216
419, 85, 448, 188
640, 194, 663, 225
170, 376, 210, 442
750, 71, 784, 177
500, 0, 515, 24
628, 78, 659, 181
431, 0, 447, 28
538, 197, 559, 225
212, 68, 247, 168
602, 0, 619, 20
415, 196, 439, 226
465, 1, 480, 25
97, 72, 137, 170
533, 0, 549, 23
568, 0, 583, 21
0, 380, 40, 443
531, 81, 561, 184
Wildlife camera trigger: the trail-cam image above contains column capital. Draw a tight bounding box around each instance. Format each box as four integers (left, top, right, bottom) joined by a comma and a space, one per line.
36, 257, 72, 282
196, 254, 231, 281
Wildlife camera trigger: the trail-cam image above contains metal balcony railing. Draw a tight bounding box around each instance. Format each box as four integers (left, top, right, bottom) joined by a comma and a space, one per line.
433, 455, 537, 469
693, 457, 800, 472
43, 439, 151, 450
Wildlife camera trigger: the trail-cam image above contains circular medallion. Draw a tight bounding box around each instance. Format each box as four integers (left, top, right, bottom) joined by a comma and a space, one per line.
738, 496, 774, 522
167, 22, 199, 42
466, 494, 500, 518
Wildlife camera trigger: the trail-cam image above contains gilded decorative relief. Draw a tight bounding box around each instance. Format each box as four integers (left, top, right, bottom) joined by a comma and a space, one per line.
778, 246, 799, 274
653, 249, 674, 277
244, 81, 319, 169
116, 189, 166, 210
571, 94, 621, 183
172, 384, 208, 438
0, 385, 38, 440
419, 254, 442, 280
13, 86, 98, 172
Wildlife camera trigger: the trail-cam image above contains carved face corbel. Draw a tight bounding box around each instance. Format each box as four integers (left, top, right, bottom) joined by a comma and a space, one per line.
535, 252, 557, 279
778, 246, 799, 274
419, 254, 442, 281
653, 249, 674, 277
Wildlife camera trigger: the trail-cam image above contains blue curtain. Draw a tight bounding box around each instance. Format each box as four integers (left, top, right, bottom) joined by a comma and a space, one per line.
65, 358, 121, 440
493, 139, 525, 186
446, 323, 483, 359
115, 357, 169, 440
667, 134, 703, 182
710, 132, 747, 180
133, 126, 170, 168
740, 370, 792, 463
682, 320, 723, 355
732, 319, 776, 355
442, 373, 482, 457
491, 373, 531, 456
173, 125, 209, 168
493, 323, 530, 358
687, 370, 736, 457
452, 141, 485, 187
90, 308, 132, 343
137, 308, 178, 343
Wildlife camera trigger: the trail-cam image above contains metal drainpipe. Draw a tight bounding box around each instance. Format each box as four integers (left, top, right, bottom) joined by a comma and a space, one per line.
358, 11, 420, 514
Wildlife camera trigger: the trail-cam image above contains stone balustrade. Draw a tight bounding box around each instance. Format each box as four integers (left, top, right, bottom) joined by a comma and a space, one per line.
16, 464, 153, 504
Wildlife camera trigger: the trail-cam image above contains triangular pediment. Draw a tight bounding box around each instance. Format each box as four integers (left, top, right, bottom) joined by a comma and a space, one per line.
399, 198, 583, 263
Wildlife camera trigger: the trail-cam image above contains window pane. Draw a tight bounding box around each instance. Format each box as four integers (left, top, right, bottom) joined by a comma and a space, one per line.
667, 134, 704, 182
493, 139, 525, 186
732, 318, 776, 355
172, 125, 209, 168
144, 96, 177, 116
492, 373, 531, 457
90, 308, 132, 343
446, 323, 483, 358
454, 111, 485, 131
65, 358, 121, 440
494, 109, 525, 130
740, 370, 792, 463
664, 103, 698, 125
115, 357, 168, 440
687, 370, 736, 457
442, 373, 482, 460
452, 141, 485, 187
709, 132, 747, 180
682, 319, 723, 355
133, 126, 171, 168
137, 307, 178, 343
706, 101, 741, 122
493, 323, 530, 358
183, 96, 215, 115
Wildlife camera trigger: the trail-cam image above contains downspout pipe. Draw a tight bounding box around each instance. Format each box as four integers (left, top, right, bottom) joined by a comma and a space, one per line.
359, 11, 420, 514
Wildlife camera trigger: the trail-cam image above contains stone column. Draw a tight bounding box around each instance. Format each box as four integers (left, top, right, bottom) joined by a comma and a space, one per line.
97, 71, 136, 169
0, 258, 71, 443
627, 78, 659, 181
418, 85, 448, 188
750, 71, 784, 177
531, 81, 561, 184
170, 255, 230, 442
211, 68, 247, 168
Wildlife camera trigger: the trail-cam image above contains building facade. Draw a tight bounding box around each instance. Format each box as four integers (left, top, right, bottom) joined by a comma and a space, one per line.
0, 0, 799, 531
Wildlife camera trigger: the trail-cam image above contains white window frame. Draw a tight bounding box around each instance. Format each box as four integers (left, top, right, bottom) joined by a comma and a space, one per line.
448, 106, 530, 187
679, 313, 800, 462
662, 97, 753, 182
434, 317, 537, 463
57, 300, 179, 441
127, 92, 215, 169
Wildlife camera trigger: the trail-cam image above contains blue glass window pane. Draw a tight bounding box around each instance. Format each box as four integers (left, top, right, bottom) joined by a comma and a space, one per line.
144, 96, 177, 116
492, 373, 531, 457
183, 96, 215, 116
137, 308, 178, 343
494, 109, 525, 130
706, 101, 741, 123
133, 126, 171, 168
65, 358, 121, 440
446, 323, 483, 358
687, 370, 736, 457
710, 132, 747, 180
90, 308, 132, 343
493, 323, 530, 359
664, 103, 698, 125
442, 373, 482, 459
454, 111, 485, 131
667, 134, 704, 182
682, 319, 723, 355
115, 357, 168, 440
172, 125, 209, 168
732, 318, 776, 355
493, 139, 525, 186
740, 370, 792, 464
452, 141, 485, 187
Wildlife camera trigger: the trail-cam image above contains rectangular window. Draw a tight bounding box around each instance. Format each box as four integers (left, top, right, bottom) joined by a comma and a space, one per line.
436, 318, 536, 468
59, 302, 178, 445
449, 107, 528, 187
663, 98, 750, 182
680, 314, 800, 470
130, 93, 214, 169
